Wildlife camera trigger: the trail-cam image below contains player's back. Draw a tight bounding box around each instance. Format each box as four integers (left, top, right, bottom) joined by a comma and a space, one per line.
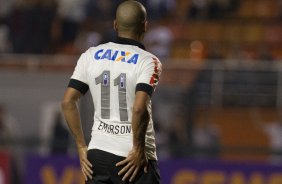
74, 38, 161, 159
88, 41, 150, 124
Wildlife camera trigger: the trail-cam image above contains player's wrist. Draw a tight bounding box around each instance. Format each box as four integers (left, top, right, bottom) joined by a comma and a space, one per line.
133, 144, 145, 153
76, 141, 87, 149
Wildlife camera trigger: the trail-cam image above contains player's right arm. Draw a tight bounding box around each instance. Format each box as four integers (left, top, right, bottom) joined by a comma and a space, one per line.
61, 87, 93, 181
61, 51, 92, 181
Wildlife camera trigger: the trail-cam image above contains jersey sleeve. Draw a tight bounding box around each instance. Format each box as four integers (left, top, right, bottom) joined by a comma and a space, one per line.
68, 52, 90, 95
136, 56, 162, 97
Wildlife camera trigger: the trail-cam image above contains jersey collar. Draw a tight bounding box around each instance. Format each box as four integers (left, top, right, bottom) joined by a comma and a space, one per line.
115, 37, 146, 50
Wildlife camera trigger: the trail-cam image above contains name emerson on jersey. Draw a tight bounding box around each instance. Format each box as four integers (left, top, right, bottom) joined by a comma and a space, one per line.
94, 48, 140, 64
97, 121, 132, 135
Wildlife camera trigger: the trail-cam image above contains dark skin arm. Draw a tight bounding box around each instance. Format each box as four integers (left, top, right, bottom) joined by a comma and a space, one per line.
61, 87, 93, 181
116, 91, 150, 182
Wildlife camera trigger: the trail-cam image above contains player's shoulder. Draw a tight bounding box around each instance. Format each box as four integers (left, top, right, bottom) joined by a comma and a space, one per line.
142, 52, 162, 68
80, 42, 112, 60
137, 49, 162, 65
87, 42, 111, 53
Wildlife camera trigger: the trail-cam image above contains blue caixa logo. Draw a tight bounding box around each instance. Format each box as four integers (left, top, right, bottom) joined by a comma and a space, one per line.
94, 49, 139, 64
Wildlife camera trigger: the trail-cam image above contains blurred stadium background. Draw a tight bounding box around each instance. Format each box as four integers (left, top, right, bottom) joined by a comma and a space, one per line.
0, 0, 282, 184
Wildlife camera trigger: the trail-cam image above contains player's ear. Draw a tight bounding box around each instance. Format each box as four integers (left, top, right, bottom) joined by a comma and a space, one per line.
114, 20, 118, 31
143, 20, 148, 33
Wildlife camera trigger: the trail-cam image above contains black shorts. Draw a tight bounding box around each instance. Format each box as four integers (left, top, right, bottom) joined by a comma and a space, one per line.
85, 149, 160, 184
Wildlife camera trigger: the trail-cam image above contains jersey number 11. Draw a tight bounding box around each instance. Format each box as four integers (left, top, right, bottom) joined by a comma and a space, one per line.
95, 70, 128, 121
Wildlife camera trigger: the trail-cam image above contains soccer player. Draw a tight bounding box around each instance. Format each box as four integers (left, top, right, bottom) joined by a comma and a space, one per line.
61, 1, 162, 184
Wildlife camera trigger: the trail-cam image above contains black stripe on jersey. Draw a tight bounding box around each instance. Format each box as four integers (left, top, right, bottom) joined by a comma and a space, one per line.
136, 83, 154, 97
68, 79, 89, 95
115, 37, 146, 50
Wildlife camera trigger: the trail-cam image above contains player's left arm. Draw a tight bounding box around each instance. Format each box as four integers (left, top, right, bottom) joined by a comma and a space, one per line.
61, 87, 93, 181
116, 56, 162, 182
116, 91, 150, 182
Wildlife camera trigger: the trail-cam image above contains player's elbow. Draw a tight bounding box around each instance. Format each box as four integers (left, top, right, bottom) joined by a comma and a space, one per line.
132, 106, 145, 115
132, 106, 149, 120
133, 106, 149, 124
61, 98, 75, 111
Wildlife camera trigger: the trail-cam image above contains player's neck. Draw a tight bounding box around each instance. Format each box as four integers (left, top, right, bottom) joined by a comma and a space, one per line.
117, 32, 143, 43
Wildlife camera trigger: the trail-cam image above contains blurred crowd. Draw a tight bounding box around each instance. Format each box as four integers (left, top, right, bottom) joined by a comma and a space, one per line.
1, 0, 282, 62
0, 0, 177, 55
